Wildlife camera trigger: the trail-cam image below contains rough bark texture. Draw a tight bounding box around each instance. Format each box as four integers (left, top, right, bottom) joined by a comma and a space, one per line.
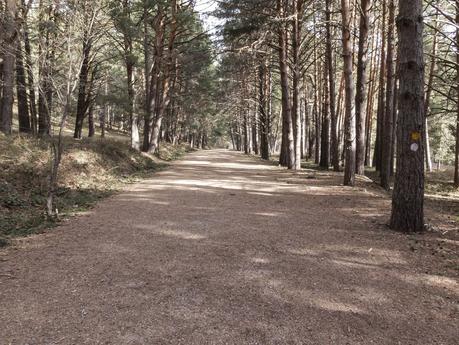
390, 0, 425, 232
455, 6, 459, 187
278, 0, 294, 169
355, 0, 371, 175
22, 3, 38, 135
259, 62, 270, 160
380, 0, 395, 190
1, 0, 17, 135
325, 0, 339, 171
74, 35, 91, 139
341, 0, 356, 186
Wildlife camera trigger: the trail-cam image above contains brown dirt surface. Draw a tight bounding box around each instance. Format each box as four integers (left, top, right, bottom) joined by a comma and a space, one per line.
1, 150, 458, 345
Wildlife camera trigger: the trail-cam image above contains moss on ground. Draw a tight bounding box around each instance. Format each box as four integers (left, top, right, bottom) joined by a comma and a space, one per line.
0, 134, 191, 246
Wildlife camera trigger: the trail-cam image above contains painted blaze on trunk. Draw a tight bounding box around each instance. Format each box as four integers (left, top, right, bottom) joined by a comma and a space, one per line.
390, 0, 425, 233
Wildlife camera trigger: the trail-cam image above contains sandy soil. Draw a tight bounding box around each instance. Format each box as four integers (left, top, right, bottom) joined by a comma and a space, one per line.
1, 150, 458, 345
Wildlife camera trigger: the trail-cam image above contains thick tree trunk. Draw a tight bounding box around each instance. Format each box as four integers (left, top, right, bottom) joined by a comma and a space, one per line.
380, 0, 395, 190
390, 0, 425, 232
278, 0, 294, 169
355, 0, 371, 175
1, 0, 17, 135
341, 0, 356, 186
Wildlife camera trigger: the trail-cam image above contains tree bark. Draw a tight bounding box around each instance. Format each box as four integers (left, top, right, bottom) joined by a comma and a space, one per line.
320, 54, 330, 169
325, 0, 339, 171
291, 0, 303, 170
373, 0, 387, 170
355, 0, 372, 175
455, 5, 459, 187
278, 0, 294, 169
390, 0, 425, 232
16, 35, 31, 133
259, 61, 270, 160
74, 33, 91, 139
1, 0, 17, 135
341, 0, 356, 186
22, 0, 38, 135
381, 0, 395, 190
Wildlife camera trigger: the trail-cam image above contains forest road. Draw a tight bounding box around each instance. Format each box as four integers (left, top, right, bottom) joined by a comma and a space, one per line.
1, 149, 458, 345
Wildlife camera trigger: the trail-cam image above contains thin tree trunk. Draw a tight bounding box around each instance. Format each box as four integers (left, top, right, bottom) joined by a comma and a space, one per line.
16, 36, 31, 133
381, 0, 395, 190
373, 0, 387, 170
291, 0, 303, 169
355, 0, 372, 174
22, 1, 37, 135
341, 0, 356, 186
320, 54, 330, 169
455, 4, 459, 187
325, 0, 339, 171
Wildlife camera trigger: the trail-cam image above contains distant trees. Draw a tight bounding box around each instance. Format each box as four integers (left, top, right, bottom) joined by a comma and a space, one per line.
217, 0, 448, 232
0, 0, 457, 233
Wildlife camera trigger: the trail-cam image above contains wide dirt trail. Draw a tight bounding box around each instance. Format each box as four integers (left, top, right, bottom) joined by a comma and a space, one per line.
1, 150, 458, 344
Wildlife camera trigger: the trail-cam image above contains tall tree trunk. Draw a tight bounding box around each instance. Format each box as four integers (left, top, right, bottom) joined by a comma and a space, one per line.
291, 0, 303, 169
355, 0, 372, 174
16, 36, 31, 133
1, 0, 17, 135
38, 0, 56, 136
259, 61, 270, 160
320, 55, 330, 169
142, 5, 153, 152
381, 0, 395, 190
74, 37, 91, 139
423, 16, 438, 173
122, 0, 140, 150
390, 0, 425, 232
325, 0, 339, 171
22, 1, 38, 135
278, 0, 294, 169
341, 0, 356, 186
373, 0, 387, 170
454, 5, 459, 187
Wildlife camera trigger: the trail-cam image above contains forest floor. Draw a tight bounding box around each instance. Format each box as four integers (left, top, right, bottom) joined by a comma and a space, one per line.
0, 133, 191, 244
1, 149, 458, 344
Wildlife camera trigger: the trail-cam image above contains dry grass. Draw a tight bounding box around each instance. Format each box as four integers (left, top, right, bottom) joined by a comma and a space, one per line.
0, 133, 191, 244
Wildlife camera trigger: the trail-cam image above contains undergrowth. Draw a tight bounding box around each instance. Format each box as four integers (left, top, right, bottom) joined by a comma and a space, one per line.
0, 134, 191, 246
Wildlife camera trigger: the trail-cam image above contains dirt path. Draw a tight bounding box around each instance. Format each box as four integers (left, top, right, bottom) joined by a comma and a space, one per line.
1, 150, 458, 345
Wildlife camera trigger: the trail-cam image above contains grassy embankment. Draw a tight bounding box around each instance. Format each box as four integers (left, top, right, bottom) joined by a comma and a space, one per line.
0, 133, 192, 246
